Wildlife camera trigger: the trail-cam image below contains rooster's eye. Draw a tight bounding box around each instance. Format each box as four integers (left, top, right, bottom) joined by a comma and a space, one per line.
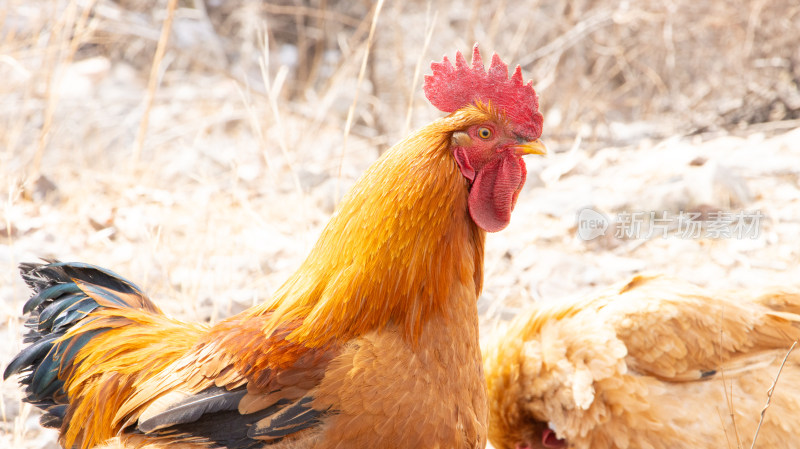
478, 127, 492, 139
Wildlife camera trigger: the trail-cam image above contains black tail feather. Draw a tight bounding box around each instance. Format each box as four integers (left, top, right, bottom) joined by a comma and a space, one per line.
37, 293, 86, 331
5, 261, 156, 430
52, 297, 99, 333
40, 405, 68, 428
3, 334, 59, 380
23, 283, 83, 314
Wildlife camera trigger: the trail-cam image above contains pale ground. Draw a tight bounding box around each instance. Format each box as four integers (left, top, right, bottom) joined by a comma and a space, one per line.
1, 1, 800, 446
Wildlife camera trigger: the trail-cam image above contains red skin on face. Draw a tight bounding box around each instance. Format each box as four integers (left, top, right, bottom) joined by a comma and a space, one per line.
514, 427, 567, 449
452, 123, 528, 232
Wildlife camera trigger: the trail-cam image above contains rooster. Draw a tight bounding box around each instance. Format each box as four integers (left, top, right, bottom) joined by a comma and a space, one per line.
4, 45, 545, 449
484, 274, 800, 449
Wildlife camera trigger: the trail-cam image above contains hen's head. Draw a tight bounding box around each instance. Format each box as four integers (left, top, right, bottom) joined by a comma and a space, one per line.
424, 44, 545, 232
494, 419, 566, 449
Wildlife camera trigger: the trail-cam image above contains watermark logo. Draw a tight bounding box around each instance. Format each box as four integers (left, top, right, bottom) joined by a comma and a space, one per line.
576, 207, 609, 241
576, 208, 764, 241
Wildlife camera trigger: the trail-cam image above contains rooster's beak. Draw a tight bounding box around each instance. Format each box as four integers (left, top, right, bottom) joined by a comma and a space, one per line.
514, 139, 547, 156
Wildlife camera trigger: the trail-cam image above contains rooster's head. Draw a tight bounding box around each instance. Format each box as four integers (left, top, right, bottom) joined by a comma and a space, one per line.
424, 44, 546, 232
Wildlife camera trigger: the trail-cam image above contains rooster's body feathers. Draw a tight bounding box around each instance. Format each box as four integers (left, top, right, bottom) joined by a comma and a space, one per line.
4, 116, 487, 449
9, 256, 486, 449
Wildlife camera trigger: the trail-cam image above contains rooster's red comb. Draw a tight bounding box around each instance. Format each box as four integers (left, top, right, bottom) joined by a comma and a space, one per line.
424, 44, 543, 140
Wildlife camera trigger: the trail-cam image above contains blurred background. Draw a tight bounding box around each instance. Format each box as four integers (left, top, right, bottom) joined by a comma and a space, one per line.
1, 1, 799, 447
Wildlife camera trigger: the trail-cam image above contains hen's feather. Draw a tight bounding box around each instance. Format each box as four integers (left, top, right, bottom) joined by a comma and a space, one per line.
485, 274, 800, 449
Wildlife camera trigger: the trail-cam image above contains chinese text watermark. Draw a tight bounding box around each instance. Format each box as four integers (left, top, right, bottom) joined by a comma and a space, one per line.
576, 208, 764, 241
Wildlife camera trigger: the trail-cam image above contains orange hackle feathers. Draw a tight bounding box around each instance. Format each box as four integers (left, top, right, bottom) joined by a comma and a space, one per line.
248, 107, 501, 349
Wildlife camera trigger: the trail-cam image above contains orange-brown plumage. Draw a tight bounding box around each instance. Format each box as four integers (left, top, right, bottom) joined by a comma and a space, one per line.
485, 275, 800, 449
5, 46, 545, 449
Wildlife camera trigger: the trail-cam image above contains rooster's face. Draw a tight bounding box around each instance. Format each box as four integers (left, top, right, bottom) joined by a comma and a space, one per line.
450, 117, 545, 232
451, 121, 545, 169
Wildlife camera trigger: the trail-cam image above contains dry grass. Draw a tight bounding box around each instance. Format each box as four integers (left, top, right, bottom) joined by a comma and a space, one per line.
1, 1, 800, 448
751, 341, 798, 449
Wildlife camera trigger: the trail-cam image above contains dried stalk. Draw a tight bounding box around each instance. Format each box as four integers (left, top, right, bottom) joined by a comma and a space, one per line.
132, 0, 179, 164
750, 341, 797, 449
